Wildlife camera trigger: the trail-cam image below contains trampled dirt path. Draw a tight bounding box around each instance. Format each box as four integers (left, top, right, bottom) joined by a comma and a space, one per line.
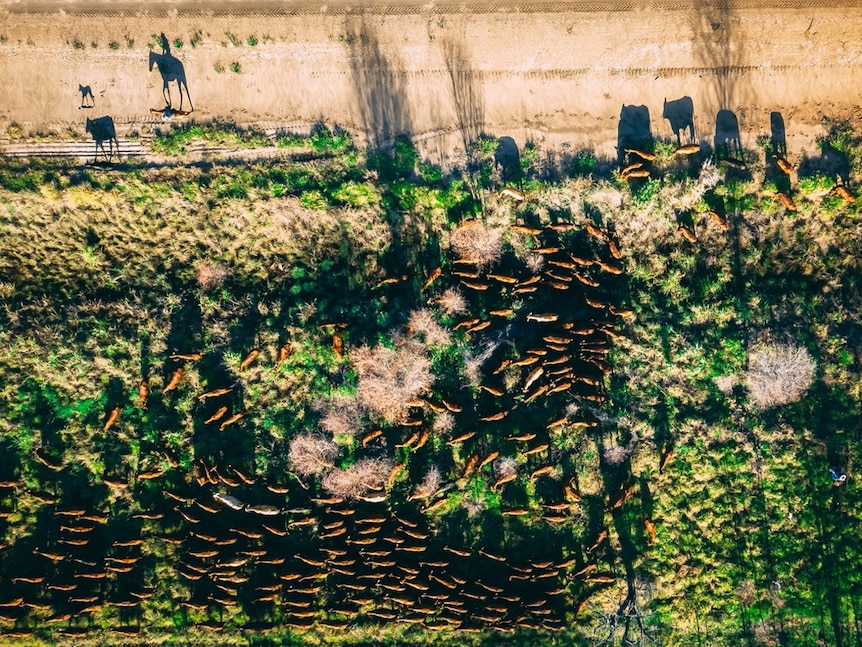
2, 0, 862, 163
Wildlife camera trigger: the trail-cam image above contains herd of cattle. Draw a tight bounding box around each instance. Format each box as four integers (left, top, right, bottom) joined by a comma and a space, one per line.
0, 214, 638, 638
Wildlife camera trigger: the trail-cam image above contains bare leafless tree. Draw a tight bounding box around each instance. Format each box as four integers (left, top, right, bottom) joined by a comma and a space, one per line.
745, 343, 816, 409
592, 577, 660, 647
434, 287, 468, 317
321, 457, 393, 499
351, 341, 433, 424
412, 466, 442, 500
494, 456, 518, 479
287, 433, 339, 477
450, 221, 504, 268
313, 393, 366, 436
408, 309, 452, 347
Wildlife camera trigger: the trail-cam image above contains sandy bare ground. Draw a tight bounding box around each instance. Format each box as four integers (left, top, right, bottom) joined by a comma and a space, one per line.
2, 1, 862, 163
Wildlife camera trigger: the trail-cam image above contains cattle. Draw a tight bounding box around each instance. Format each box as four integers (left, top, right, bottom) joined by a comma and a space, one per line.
198, 387, 233, 402
773, 155, 795, 176
673, 144, 700, 156
203, 406, 229, 425
676, 225, 698, 244
240, 349, 261, 371
460, 280, 489, 291
219, 412, 245, 431
706, 210, 730, 231
276, 343, 293, 368
625, 148, 656, 161
523, 366, 544, 392
488, 274, 518, 284
162, 367, 184, 394
500, 187, 526, 201
213, 492, 244, 510
137, 379, 150, 410
831, 184, 855, 201
775, 192, 797, 211
526, 312, 559, 323
624, 169, 651, 180
644, 518, 657, 544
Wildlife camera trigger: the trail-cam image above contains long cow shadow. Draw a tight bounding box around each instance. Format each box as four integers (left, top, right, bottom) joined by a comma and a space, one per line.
617, 105, 652, 165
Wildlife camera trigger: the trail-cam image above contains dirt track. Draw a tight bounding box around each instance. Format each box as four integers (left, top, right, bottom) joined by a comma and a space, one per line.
2, 1, 862, 162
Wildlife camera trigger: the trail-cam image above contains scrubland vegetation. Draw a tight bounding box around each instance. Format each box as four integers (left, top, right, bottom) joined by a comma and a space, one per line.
0, 120, 860, 646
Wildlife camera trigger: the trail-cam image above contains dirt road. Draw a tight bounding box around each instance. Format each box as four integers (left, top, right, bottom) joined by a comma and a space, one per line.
2, 1, 862, 163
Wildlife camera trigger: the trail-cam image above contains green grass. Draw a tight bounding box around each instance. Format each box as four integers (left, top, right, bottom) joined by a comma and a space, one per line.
150, 123, 271, 155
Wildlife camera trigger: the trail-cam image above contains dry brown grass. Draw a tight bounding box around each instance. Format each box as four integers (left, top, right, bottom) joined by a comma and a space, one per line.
745, 343, 816, 409
321, 457, 392, 499
351, 341, 433, 425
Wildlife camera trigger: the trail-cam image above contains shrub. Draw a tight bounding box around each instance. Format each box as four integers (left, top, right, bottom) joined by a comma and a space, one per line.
321, 457, 392, 499
745, 343, 816, 409
450, 221, 504, 268
351, 342, 433, 424
314, 393, 366, 436
408, 309, 451, 347
287, 433, 339, 477
434, 288, 468, 317
194, 261, 228, 291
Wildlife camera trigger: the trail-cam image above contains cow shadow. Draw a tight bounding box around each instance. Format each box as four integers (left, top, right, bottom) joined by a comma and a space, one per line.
148, 33, 193, 111
494, 136, 521, 184
714, 109, 742, 161
770, 111, 787, 158
617, 104, 652, 165
663, 96, 695, 144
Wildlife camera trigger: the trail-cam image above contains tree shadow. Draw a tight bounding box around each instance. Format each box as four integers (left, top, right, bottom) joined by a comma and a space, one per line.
690, 0, 749, 110
345, 17, 411, 151
442, 36, 485, 152
494, 136, 521, 185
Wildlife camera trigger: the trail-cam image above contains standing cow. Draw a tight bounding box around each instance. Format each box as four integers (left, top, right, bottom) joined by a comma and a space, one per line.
85, 116, 119, 162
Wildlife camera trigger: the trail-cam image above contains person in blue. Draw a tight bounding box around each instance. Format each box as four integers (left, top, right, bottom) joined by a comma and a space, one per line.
829, 466, 847, 486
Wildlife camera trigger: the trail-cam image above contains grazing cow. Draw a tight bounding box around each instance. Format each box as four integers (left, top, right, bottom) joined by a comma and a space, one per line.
85, 116, 119, 162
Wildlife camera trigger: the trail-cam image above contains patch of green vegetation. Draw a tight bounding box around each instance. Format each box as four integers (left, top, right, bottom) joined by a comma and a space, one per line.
108, 40, 120, 50
247, 35, 258, 46
71, 38, 84, 50
224, 31, 241, 47
229, 61, 242, 74
151, 123, 271, 155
